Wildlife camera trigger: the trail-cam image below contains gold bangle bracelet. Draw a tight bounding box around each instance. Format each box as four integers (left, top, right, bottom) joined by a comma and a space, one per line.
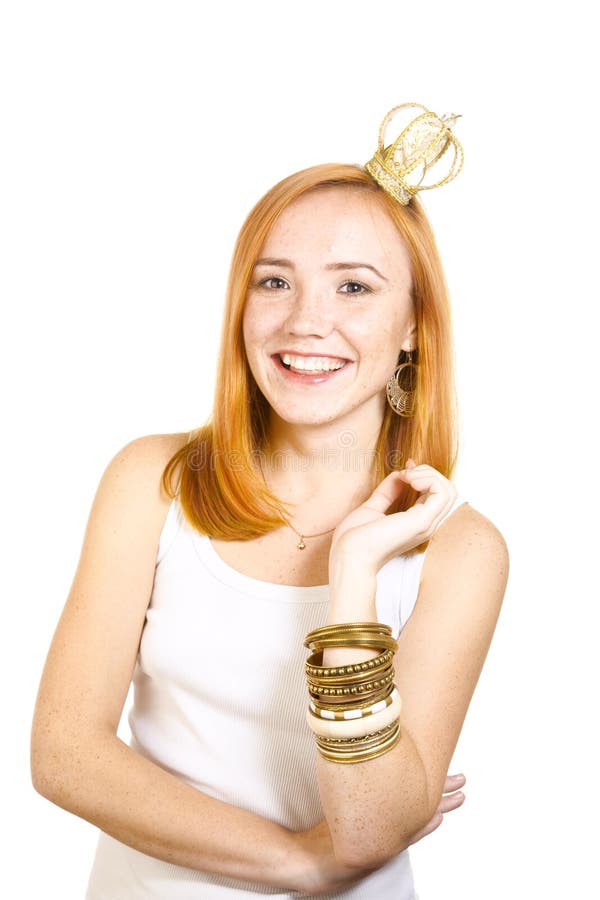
304, 622, 393, 648
306, 661, 393, 688
307, 669, 396, 698
305, 648, 394, 678
310, 683, 394, 711
306, 650, 394, 683
316, 722, 401, 764
316, 718, 398, 745
307, 634, 398, 652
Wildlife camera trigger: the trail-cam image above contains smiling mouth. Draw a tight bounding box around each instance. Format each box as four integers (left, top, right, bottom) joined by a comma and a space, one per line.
276, 352, 349, 374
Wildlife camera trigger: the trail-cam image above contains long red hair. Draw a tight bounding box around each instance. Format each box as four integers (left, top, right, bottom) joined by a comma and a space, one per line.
162, 164, 459, 546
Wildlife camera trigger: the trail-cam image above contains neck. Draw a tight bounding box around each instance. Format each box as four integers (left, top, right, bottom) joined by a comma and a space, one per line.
261, 411, 384, 507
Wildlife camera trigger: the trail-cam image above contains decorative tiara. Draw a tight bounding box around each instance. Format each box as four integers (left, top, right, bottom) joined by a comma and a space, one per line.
365, 102, 464, 205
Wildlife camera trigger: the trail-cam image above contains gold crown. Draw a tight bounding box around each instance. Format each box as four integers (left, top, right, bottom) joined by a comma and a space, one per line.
365, 102, 464, 205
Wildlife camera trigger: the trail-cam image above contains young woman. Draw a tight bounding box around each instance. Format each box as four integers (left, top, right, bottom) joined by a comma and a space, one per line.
31, 106, 509, 899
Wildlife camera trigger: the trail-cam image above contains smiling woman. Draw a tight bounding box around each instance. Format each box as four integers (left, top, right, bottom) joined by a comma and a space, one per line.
242, 187, 415, 433
31, 104, 508, 899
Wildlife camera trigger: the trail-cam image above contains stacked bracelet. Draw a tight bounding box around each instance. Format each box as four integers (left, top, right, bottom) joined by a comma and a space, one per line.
303, 622, 402, 764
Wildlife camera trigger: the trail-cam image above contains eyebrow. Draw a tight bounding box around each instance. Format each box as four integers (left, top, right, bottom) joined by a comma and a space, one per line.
254, 258, 388, 282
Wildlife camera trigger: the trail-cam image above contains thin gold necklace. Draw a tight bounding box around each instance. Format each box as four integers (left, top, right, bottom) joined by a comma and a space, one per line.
257, 455, 338, 550
287, 523, 337, 551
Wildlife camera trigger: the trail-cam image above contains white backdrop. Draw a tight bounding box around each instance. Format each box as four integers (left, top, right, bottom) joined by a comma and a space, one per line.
3, 1, 598, 897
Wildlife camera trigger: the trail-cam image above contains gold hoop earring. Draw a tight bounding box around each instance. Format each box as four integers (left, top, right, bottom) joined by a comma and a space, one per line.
386, 350, 418, 417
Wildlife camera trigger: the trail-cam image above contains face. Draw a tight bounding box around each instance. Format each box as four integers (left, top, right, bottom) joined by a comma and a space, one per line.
242, 186, 416, 434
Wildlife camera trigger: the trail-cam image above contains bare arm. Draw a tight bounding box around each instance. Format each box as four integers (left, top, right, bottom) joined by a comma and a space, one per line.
317, 469, 509, 868
29, 434, 342, 893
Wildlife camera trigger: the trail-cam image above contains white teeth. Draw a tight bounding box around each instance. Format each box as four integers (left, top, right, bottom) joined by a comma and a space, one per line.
280, 353, 346, 372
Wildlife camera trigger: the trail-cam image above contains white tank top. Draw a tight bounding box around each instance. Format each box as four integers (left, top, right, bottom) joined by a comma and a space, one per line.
86, 492, 466, 899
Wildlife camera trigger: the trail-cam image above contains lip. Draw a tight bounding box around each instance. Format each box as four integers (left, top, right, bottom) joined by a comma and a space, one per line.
271, 352, 352, 384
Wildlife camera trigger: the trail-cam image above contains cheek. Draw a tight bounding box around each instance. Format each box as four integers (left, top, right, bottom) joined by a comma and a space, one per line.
242, 298, 282, 346
241, 301, 264, 355
351, 315, 398, 355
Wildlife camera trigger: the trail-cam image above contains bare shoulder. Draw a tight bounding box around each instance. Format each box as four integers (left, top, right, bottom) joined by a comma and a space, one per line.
105, 430, 191, 485
421, 501, 510, 592
100, 430, 191, 505
87, 430, 193, 558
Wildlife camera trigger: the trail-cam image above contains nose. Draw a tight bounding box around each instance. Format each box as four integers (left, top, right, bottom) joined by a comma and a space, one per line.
283, 286, 334, 339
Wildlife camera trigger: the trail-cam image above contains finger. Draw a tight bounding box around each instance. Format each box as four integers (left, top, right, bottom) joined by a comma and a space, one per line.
361, 470, 417, 514
437, 791, 465, 815
363, 465, 449, 515
384, 488, 452, 536
442, 773, 466, 793
401, 469, 458, 526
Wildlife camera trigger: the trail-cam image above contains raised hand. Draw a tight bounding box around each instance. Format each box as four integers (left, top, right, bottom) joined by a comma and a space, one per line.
329, 460, 457, 578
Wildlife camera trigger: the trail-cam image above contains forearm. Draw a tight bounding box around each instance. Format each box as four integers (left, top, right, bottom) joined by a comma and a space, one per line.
31, 732, 309, 890
317, 560, 432, 867
316, 724, 430, 866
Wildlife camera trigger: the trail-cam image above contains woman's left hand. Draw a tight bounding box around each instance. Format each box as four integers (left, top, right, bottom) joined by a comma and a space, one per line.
329, 460, 457, 579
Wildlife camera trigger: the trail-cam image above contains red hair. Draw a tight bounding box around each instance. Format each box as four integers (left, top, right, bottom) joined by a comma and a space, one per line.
162, 164, 459, 547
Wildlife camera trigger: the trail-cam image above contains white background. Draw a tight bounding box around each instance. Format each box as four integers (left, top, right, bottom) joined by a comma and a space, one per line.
3, 1, 598, 897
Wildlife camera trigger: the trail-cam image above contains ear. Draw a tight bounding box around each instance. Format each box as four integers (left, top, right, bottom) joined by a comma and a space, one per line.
400, 316, 417, 354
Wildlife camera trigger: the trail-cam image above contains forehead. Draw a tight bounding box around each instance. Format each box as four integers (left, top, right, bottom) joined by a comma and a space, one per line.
259, 186, 412, 276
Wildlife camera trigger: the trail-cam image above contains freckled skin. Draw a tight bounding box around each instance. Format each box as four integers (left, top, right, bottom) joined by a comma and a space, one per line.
242, 187, 417, 435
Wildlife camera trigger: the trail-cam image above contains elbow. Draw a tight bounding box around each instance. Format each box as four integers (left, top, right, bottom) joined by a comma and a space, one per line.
331, 816, 429, 870
30, 736, 67, 804
334, 844, 394, 871
30, 723, 87, 807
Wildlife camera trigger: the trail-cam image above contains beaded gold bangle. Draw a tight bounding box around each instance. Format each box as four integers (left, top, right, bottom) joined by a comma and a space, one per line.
305, 649, 394, 683
306, 662, 394, 690
306, 647, 394, 675
310, 683, 394, 711
307, 668, 396, 699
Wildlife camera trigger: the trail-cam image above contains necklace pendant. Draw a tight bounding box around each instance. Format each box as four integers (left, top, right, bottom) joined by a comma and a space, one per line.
297, 536, 306, 550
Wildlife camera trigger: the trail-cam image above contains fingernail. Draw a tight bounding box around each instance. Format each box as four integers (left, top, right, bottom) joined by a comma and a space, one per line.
406, 458, 416, 468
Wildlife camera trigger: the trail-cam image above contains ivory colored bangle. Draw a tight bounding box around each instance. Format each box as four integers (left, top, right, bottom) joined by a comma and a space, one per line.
306, 693, 402, 739
309, 687, 399, 721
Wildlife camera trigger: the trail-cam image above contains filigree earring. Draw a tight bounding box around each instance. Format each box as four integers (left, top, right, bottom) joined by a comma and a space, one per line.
386, 349, 418, 417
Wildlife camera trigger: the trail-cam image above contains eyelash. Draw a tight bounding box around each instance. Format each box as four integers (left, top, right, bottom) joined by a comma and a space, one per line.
340, 280, 371, 295
257, 276, 371, 295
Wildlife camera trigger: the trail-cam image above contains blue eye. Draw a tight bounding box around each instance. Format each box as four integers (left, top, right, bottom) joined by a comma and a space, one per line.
260, 277, 290, 290
339, 281, 370, 295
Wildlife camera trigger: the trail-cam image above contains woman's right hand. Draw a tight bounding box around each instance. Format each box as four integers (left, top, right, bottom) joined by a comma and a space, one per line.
292, 773, 467, 895
293, 819, 376, 896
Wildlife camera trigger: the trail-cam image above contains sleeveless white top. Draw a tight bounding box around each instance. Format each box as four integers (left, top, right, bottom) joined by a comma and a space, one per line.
86, 492, 466, 899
